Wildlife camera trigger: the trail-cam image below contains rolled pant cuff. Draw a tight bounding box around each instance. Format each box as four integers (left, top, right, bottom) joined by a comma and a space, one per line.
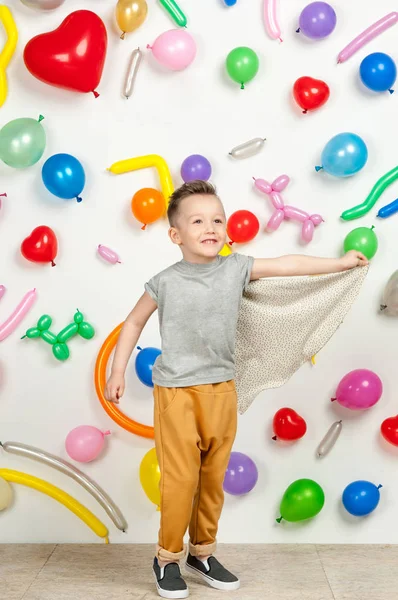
189, 541, 217, 557
156, 544, 187, 562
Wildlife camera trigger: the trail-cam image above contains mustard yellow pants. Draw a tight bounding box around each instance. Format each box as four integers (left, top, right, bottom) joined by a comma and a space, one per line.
154, 380, 237, 563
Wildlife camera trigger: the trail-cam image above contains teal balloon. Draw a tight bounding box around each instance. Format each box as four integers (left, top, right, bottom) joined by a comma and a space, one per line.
277, 478, 325, 523
0, 116, 46, 169
317, 132, 368, 177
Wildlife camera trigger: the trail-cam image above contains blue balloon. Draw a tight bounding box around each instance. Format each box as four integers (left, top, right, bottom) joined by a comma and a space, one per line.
135, 346, 161, 388
342, 480, 382, 516
42, 153, 85, 203
223, 0, 237, 5
316, 132, 368, 177
377, 198, 398, 219
360, 52, 397, 93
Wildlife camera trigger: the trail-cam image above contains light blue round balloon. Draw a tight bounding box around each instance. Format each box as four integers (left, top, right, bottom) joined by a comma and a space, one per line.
317, 132, 368, 178
42, 153, 85, 202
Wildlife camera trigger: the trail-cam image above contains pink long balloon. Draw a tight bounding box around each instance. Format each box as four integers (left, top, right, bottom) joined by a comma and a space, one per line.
263, 0, 282, 41
97, 245, 121, 265
337, 12, 398, 64
0, 288, 37, 342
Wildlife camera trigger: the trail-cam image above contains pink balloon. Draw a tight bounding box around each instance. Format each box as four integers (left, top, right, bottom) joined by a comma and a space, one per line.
0, 285, 5, 301
270, 191, 284, 210
97, 245, 121, 265
0, 192, 6, 211
267, 209, 284, 231
301, 219, 314, 242
332, 369, 383, 410
0, 288, 37, 342
254, 178, 272, 195
284, 205, 308, 222
337, 12, 398, 64
263, 0, 282, 41
147, 29, 197, 71
271, 174, 290, 192
310, 214, 324, 225
65, 426, 111, 463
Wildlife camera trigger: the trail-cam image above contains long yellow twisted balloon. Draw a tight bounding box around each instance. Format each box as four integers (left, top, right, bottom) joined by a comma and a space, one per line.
0, 6, 18, 107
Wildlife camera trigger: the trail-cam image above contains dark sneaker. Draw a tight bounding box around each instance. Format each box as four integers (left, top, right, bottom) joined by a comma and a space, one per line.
153, 557, 189, 599
185, 553, 240, 591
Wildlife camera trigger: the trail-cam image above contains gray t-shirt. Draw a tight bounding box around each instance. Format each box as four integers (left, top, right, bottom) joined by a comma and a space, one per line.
145, 253, 254, 388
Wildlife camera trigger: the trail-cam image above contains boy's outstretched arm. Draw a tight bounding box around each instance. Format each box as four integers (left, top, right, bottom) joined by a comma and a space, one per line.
104, 291, 158, 404
250, 250, 368, 280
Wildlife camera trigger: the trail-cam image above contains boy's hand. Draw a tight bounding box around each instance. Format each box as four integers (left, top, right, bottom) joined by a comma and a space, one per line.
104, 373, 125, 404
340, 250, 369, 270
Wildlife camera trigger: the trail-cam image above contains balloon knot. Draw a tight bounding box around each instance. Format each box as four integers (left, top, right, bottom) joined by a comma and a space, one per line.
0, 192, 6, 197
76, 196, 83, 203
380, 304, 387, 311
229, 241, 234, 246
38, 115, 44, 122
141, 224, 147, 230
276, 516, 283, 523
103, 430, 111, 436
92, 90, 100, 99
137, 346, 142, 351
21, 335, 26, 339
120, 32, 126, 40
371, 225, 375, 230
51, 261, 56, 267
315, 166, 323, 172
337, 59, 341, 64
331, 397, 336, 402
389, 89, 395, 94
272, 435, 277, 441
279, 37, 283, 43
302, 109, 308, 114
296, 28, 300, 33
240, 83, 245, 90
378, 484, 383, 489
146, 44, 152, 50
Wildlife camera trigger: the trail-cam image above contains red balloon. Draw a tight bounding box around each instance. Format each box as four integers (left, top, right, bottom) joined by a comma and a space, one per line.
227, 210, 259, 244
23, 10, 107, 97
21, 226, 58, 267
272, 408, 307, 441
381, 415, 398, 447
293, 76, 330, 114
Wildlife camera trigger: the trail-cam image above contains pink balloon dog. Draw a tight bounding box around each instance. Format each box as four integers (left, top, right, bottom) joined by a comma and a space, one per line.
253, 175, 324, 243
331, 369, 383, 410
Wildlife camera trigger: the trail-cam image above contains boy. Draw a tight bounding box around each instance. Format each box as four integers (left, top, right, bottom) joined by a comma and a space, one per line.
105, 180, 367, 599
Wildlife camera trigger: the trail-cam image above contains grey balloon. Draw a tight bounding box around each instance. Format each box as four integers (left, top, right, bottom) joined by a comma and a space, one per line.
1, 441, 128, 532
20, 0, 65, 10
124, 47, 143, 99
229, 137, 266, 159
316, 421, 342, 458
380, 270, 398, 316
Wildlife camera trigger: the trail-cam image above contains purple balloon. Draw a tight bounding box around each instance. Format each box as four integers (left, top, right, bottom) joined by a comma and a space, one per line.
181, 154, 212, 183
223, 451, 258, 496
298, 2, 336, 39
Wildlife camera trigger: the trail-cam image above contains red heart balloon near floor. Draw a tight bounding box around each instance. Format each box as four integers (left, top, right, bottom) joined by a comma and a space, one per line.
24, 10, 107, 97
21, 226, 58, 267
381, 415, 398, 447
293, 76, 330, 114
272, 407, 307, 441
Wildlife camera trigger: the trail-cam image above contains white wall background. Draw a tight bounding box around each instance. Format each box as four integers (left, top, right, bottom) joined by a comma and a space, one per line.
1, 0, 398, 544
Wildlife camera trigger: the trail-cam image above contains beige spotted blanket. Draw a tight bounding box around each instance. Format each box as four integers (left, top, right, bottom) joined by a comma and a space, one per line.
235, 266, 368, 414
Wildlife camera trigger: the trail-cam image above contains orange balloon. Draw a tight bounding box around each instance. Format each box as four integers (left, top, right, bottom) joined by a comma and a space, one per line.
94, 323, 154, 439
131, 187, 165, 230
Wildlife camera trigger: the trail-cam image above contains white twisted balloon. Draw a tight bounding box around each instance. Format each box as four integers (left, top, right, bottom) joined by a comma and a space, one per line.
20, 0, 65, 10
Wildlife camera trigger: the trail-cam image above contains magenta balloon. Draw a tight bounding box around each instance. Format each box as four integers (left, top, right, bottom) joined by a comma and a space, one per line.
223, 451, 258, 496
333, 369, 383, 410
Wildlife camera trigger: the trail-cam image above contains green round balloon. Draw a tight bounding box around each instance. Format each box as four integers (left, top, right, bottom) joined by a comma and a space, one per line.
343, 226, 378, 260
277, 478, 325, 523
226, 47, 259, 89
0, 116, 46, 169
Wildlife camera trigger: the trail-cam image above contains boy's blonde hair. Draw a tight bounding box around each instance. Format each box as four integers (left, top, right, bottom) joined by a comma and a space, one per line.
167, 180, 218, 226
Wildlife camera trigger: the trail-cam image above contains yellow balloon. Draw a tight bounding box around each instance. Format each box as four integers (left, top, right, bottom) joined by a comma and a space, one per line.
219, 244, 232, 257
107, 154, 174, 207
0, 469, 109, 541
0, 476, 13, 510
0, 6, 18, 108
116, 0, 148, 39
139, 448, 161, 510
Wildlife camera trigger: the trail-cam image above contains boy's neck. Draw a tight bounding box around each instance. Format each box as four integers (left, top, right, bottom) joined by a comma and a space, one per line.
181, 251, 219, 265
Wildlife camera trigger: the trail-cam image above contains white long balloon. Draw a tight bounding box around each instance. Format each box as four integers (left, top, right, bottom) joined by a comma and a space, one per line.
1, 441, 128, 532
20, 0, 65, 9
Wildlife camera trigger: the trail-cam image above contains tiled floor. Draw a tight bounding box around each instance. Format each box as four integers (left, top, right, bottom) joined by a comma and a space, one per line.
1, 544, 396, 600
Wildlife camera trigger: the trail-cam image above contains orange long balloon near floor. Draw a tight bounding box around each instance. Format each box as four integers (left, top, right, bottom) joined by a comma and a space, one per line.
94, 323, 155, 439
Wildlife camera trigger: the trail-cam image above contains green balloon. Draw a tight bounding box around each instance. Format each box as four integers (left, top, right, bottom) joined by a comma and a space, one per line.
277, 479, 325, 523
41, 330, 57, 345
226, 47, 259, 89
38, 314, 52, 331
343, 226, 378, 260
78, 322, 95, 340
25, 327, 40, 339
53, 342, 70, 361
57, 322, 78, 343
0, 116, 46, 169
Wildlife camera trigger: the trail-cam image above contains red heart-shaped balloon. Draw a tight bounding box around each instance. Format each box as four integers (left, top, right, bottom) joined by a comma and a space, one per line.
381, 415, 398, 447
293, 76, 330, 113
24, 10, 107, 97
272, 407, 307, 441
21, 226, 58, 267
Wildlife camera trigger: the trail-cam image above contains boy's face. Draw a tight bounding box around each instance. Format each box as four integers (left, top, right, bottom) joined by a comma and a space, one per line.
169, 194, 227, 262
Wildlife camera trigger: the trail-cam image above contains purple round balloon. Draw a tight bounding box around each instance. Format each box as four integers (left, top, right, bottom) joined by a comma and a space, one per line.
298, 2, 336, 39
223, 451, 258, 496
181, 154, 212, 183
